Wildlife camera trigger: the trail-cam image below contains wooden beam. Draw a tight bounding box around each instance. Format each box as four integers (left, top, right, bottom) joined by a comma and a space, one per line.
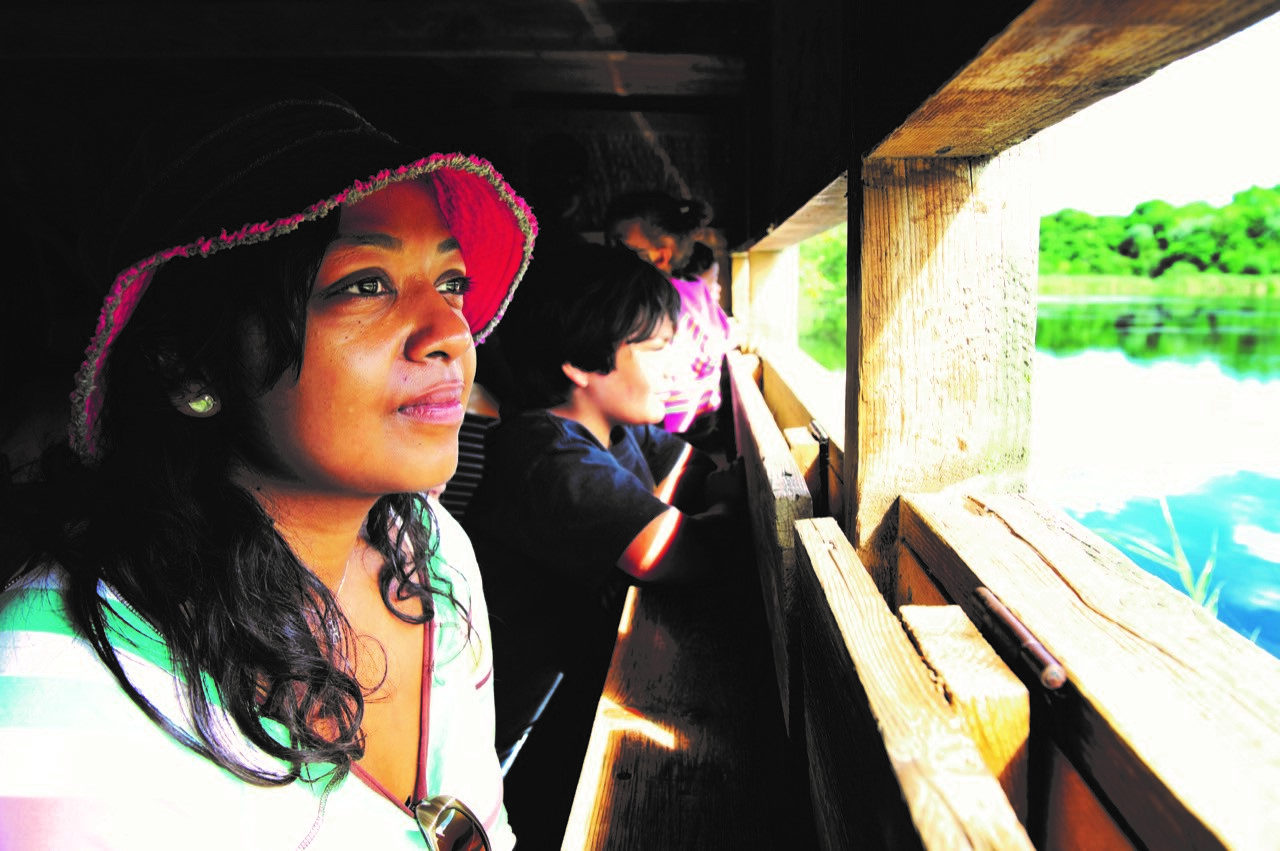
851, 148, 1038, 590
900, 604, 1030, 824
795, 517, 1034, 850
727, 351, 812, 736
898, 491, 1280, 849
746, 172, 848, 253
871, 0, 1280, 158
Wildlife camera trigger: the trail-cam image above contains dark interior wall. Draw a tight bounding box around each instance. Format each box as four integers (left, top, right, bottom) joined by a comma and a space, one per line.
745, 0, 850, 246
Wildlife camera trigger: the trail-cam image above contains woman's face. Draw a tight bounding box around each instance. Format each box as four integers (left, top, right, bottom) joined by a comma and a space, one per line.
614, 218, 676, 276
247, 178, 475, 497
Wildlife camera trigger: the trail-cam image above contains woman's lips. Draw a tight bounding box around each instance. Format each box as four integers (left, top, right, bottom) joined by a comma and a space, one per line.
398, 385, 465, 424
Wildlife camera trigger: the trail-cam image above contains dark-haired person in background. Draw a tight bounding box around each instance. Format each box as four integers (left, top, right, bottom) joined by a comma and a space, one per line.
605, 190, 735, 452
462, 242, 746, 844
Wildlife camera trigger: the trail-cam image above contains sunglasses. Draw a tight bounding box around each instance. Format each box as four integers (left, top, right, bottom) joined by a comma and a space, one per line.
415, 795, 492, 851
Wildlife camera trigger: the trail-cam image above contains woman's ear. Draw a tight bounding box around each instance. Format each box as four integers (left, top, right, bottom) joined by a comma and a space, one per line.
561, 362, 591, 390
171, 381, 222, 418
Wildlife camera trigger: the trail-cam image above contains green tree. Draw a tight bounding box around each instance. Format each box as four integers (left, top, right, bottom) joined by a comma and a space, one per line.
798, 224, 847, 370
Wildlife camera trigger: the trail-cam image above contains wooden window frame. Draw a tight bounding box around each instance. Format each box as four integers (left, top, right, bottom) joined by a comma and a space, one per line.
734, 3, 1280, 847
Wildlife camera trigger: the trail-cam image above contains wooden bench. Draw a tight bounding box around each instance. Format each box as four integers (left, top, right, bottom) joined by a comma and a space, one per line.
560, 351, 814, 848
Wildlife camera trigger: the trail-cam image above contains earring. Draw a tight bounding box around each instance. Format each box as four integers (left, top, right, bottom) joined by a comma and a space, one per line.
185, 393, 221, 417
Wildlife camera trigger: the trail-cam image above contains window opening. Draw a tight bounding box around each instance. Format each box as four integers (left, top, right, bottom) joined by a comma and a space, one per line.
796, 221, 847, 371
1028, 12, 1280, 657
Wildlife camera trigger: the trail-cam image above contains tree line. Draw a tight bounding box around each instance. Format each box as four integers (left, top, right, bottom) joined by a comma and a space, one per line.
1039, 184, 1280, 277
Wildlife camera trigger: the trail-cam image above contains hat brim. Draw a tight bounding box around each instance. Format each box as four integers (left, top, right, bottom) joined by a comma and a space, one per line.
71, 150, 536, 461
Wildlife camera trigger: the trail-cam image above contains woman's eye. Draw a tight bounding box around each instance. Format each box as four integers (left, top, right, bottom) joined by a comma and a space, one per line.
437, 275, 474, 297
340, 276, 390, 296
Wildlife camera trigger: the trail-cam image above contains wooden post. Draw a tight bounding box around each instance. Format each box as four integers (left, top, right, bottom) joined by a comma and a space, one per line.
848, 147, 1039, 594
746, 246, 799, 352
730, 251, 750, 333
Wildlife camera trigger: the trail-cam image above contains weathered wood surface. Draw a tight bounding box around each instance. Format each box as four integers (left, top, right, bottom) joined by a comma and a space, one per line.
561, 573, 797, 850
795, 516, 1034, 851
852, 148, 1038, 588
900, 491, 1280, 849
897, 540, 951, 608
900, 604, 1030, 824
727, 350, 812, 735
871, 0, 1280, 158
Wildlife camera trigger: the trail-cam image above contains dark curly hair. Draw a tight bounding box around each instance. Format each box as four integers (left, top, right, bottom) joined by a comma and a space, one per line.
8, 215, 464, 786
603, 190, 714, 280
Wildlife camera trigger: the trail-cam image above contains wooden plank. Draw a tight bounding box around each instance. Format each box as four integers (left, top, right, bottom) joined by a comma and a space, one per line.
899, 491, 1280, 849
1042, 742, 1135, 851
562, 574, 798, 850
747, 171, 848, 252
783, 425, 821, 501
795, 517, 1034, 851
900, 604, 1030, 824
852, 149, 1038, 590
871, 0, 1280, 158
727, 350, 813, 736
897, 540, 951, 608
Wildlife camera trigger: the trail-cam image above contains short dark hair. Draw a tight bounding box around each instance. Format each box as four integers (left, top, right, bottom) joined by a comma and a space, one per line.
497, 243, 680, 410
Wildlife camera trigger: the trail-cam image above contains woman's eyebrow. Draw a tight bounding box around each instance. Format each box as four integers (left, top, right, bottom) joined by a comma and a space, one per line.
331, 232, 401, 250
329, 234, 463, 255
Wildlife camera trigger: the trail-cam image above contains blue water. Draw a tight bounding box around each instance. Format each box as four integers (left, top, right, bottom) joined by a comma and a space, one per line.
1068, 471, 1280, 657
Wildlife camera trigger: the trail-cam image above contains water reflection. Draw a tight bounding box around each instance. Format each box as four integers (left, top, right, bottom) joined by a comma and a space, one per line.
1029, 330, 1280, 658
1070, 472, 1280, 657
1037, 291, 1280, 377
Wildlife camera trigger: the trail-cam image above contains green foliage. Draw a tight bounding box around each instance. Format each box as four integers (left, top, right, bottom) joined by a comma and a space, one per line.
1039, 185, 1280, 278
797, 223, 847, 370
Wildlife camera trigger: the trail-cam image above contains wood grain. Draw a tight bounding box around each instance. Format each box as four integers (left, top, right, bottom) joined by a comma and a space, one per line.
562, 574, 797, 850
727, 350, 813, 735
900, 491, 1280, 849
897, 540, 951, 608
853, 150, 1038, 587
796, 517, 1034, 850
871, 0, 1280, 158
900, 604, 1030, 823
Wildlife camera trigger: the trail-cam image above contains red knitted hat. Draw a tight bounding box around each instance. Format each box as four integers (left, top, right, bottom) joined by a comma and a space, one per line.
71, 93, 537, 460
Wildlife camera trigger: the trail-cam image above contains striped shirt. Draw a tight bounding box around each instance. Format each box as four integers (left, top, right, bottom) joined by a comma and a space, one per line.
0, 500, 514, 851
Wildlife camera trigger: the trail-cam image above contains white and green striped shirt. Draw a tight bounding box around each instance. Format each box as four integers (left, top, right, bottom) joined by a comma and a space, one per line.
0, 501, 515, 850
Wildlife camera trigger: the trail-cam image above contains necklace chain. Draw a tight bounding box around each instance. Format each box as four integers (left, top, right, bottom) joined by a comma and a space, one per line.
335, 549, 355, 600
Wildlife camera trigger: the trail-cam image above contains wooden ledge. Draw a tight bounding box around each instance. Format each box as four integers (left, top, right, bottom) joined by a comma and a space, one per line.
899, 491, 1280, 849
795, 516, 1033, 850
726, 350, 813, 734
562, 572, 800, 850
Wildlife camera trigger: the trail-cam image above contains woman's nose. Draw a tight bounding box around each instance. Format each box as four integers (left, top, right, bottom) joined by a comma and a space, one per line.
405, 290, 473, 362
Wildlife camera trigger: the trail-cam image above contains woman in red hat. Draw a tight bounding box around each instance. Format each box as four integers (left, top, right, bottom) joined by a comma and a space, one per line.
0, 92, 535, 850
